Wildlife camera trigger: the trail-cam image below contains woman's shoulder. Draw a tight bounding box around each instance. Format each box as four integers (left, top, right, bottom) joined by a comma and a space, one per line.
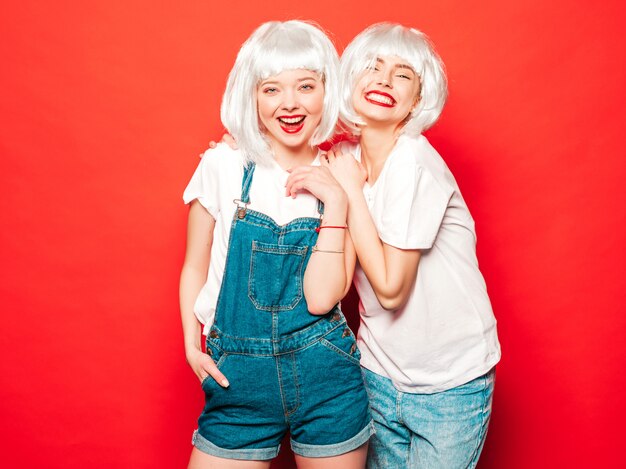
386, 135, 455, 195
394, 134, 442, 166
200, 143, 244, 164
196, 144, 245, 175
391, 135, 451, 179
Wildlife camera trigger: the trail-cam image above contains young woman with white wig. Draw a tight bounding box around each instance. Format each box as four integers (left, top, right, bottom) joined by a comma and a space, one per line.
312, 23, 502, 468
180, 20, 372, 469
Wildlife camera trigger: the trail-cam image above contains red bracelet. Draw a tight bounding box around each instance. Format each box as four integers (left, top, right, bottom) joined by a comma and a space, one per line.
315, 225, 348, 233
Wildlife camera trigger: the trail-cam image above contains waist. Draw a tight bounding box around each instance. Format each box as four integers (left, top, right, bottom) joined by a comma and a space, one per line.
207, 308, 346, 356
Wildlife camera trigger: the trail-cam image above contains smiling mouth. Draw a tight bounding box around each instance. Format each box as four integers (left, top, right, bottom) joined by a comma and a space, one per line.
277, 115, 306, 133
365, 92, 396, 107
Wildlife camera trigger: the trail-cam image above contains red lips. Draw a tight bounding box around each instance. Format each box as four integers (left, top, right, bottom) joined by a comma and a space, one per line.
364, 91, 396, 107
277, 115, 306, 134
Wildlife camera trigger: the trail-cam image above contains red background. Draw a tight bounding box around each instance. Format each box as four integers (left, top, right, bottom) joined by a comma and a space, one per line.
1, 1, 625, 467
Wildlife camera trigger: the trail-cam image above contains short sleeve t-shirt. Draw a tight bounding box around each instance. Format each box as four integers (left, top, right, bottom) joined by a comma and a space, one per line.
338, 135, 501, 393
183, 144, 321, 334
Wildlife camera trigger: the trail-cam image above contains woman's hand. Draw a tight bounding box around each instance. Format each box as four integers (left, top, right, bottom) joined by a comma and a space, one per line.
206, 133, 238, 151
285, 165, 347, 209
185, 347, 230, 388
321, 150, 367, 197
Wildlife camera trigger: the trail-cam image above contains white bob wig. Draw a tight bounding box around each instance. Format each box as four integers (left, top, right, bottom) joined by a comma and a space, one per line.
339, 23, 448, 136
220, 21, 340, 166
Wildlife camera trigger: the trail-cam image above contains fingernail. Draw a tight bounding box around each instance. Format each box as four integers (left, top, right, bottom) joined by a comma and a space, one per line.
221, 379, 229, 387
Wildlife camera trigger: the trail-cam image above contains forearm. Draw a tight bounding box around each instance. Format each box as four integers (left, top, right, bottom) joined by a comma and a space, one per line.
346, 190, 416, 310
179, 265, 207, 356
303, 197, 349, 314
346, 192, 390, 293
180, 261, 230, 388
180, 200, 215, 356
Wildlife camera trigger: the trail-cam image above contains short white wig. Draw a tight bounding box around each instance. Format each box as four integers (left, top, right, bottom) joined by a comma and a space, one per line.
220, 21, 340, 165
339, 23, 447, 136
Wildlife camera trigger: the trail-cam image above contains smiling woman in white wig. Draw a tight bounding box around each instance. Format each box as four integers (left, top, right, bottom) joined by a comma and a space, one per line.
180, 20, 373, 469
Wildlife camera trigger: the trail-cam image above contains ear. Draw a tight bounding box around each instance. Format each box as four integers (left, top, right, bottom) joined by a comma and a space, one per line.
412, 77, 423, 108
410, 99, 420, 115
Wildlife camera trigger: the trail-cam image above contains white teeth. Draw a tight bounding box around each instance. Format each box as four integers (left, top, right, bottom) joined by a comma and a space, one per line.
278, 116, 305, 124
367, 93, 394, 105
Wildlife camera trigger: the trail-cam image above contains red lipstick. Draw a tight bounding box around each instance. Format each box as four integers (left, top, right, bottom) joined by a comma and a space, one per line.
365, 91, 396, 108
277, 115, 306, 134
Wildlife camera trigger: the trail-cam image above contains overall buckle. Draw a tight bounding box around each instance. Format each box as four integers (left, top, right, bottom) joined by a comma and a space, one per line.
233, 199, 249, 219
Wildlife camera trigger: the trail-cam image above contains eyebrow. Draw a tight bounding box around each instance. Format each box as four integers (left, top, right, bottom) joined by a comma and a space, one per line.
375, 57, 415, 73
260, 76, 319, 86
396, 64, 414, 72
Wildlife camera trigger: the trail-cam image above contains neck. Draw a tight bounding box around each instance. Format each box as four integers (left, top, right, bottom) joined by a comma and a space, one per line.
359, 124, 401, 184
270, 142, 317, 170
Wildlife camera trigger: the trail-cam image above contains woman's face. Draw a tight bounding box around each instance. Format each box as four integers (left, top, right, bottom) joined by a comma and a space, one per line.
351, 55, 421, 130
257, 69, 324, 155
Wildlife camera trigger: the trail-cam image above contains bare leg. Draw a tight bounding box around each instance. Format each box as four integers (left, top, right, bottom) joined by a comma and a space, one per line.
188, 447, 272, 469
293, 443, 368, 469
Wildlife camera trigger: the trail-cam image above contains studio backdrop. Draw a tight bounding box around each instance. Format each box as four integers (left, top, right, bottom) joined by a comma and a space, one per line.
1, 1, 624, 467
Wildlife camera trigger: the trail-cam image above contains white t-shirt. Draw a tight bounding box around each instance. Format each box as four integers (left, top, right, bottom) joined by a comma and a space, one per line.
183, 144, 321, 334
338, 135, 501, 394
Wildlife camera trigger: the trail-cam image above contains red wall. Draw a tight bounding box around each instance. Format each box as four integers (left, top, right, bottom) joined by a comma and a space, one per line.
1, 1, 624, 467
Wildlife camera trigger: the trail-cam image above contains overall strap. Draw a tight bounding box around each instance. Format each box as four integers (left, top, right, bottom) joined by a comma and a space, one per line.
240, 163, 256, 203
317, 200, 324, 217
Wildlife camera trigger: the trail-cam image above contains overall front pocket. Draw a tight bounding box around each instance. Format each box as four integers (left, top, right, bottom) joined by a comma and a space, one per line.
248, 241, 308, 311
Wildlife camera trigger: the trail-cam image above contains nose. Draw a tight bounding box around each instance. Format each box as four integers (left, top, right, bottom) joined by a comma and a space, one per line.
377, 68, 393, 88
281, 88, 299, 111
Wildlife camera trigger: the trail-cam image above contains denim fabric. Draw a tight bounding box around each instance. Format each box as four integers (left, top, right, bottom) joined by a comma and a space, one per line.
194, 164, 372, 460
362, 367, 495, 469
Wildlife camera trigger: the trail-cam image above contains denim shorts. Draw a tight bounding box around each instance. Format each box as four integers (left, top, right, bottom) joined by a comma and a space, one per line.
362, 367, 495, 468
193, 317, 374, 460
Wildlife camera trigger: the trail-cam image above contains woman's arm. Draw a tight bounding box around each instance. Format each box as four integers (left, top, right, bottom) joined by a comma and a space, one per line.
324, 150, 421, 311
179, 200, 229, 387
342, 233, 357, 299
285, 166, 353, 315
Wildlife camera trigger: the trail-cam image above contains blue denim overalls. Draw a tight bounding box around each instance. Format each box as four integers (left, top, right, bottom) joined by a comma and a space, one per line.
192, 163, 372, 460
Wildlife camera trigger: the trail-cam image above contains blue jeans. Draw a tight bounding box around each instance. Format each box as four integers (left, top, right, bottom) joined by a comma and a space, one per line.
362, 367, 495, 469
